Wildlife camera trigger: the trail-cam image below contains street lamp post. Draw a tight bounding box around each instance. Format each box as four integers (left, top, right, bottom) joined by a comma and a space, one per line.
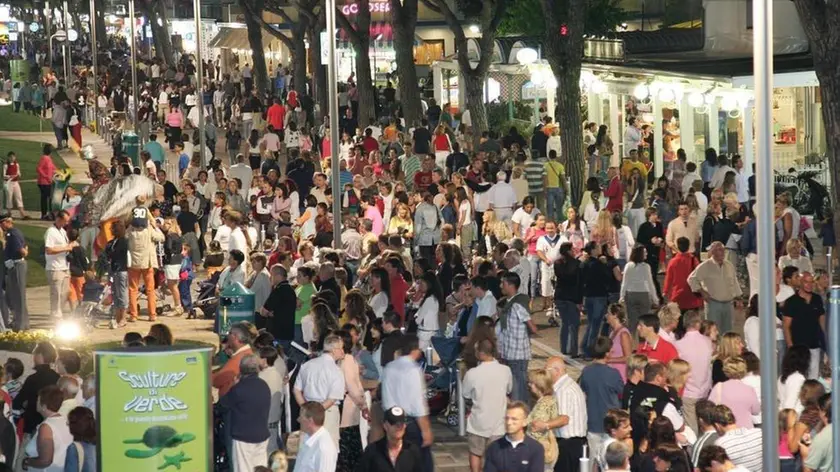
89, 0, 98, 133
194, 0, 206, 167
63, 0, 70, 80
46, 1, 52, 68
128, 0, 138, 128
326, 0, 340, 247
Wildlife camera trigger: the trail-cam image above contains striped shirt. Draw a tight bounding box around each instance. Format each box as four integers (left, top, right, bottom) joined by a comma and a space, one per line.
402, 154, 422, 191
691, 430, 719, 468
715, 428, 763, 472
524, 158, 546, 195
552, 374, 588, 439
496, 303, 531, 361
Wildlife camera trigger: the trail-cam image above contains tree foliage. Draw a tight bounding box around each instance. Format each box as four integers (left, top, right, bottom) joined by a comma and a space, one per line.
499, 0, 627, 37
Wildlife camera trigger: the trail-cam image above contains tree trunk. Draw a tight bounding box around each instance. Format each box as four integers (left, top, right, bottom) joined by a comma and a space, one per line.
292, 35, 307, 95
242, 0, 269, 96
813, 69, 840, 248
309, 30, 327, 116
338, 0, 375, 126
463, 72, 488, 147
140, 1, 175, 66
390, 0, 422, 124
94, 2, 107, 48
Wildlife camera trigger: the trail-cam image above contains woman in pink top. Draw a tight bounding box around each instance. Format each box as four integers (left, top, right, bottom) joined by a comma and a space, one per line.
708, 356, 760, 429
165, 108, 184, 150
605, 303, 632, 382
36, 144, 57, 219
524, 214, 547, 301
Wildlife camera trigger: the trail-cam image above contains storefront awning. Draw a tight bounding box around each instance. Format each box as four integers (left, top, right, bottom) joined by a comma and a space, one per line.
208, 26, 288, 50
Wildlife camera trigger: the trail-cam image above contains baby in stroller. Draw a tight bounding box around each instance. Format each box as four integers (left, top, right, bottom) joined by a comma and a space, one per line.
77, 271, 113, 328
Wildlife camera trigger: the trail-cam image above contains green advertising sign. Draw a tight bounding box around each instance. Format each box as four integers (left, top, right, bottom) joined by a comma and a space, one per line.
96, 347, 213, 472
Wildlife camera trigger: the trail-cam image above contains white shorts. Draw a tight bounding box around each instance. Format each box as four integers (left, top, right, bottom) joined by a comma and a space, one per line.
5, 181, 22, 209
164, 264, 180, 281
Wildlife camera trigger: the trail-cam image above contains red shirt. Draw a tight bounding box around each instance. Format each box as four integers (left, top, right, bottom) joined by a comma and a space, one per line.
414, 171, 433, 192
36, 155, 56, 185
604, 176, 623, 213
635, 337, 679, 365
433, 134, 450, 152
362, 136, 379, 155
6, 161, 20, 181
389, 274, 409, 322
663, 252, 703, 310
266, 103, 286, 130
287, 90, 299, 108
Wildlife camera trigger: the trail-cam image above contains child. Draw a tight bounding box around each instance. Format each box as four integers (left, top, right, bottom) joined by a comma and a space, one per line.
131, 195, 149, 229
204, 240, 225, 276
2, 358, 23, 400
67, 228, 89, 311
179, 244, 196, 319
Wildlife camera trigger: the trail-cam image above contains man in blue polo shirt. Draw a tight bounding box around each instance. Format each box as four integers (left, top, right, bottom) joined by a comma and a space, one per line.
143, 134, 166, 170
1, 214, 27, 330
483, 401, 544, 472
175, 141, 189, 179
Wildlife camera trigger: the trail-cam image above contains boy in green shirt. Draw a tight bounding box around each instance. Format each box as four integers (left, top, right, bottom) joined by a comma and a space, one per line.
294, 266, 317, 345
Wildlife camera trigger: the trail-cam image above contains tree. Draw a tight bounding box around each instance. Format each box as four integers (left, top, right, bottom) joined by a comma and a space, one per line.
389, 0, 423, 124
791, 0, 840, 243
239, 0, 270, 96
306, 10, 328, 113
337, 0, 375, 127
137, 0, 175, 66
426, 0, 506, 144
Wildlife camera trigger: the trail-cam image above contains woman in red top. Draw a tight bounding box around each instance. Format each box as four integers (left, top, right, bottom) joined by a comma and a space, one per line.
4, 152, 27, 219
432, 125, 452, 170
36, 144, 57, 219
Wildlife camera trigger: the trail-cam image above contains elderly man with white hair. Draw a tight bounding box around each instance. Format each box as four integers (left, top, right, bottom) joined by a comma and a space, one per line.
687, 241, 742, 333
294, 334, 347, 448
81, 375, 96, 417
487, 171, 518, 223
218, 353, 271, 472
504, 248, 530, 296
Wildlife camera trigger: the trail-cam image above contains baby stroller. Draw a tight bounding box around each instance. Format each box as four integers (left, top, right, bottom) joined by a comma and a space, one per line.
192, 271, 220, 320
77, 277, 115, 329
428, 336, 463, 428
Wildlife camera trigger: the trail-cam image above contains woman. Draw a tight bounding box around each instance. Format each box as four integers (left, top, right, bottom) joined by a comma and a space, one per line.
461, 316, 497, 369
590, 209, 616, 255
148, 323, 175, 346
605, 303, 633, 383
712, 332, 745, 385
64, 407, 96, 472
414, 191, 442, 263
559, 206, 588, 256
296, 195, 319, 241
105, 220, 130, 327
582, 190, 602, 233
162, 218, 184, 316
634, 416, 682, 471
627, 167, 647, 235
285, 121, 301, 154
525, 214, 548, 299
535, 219, 562, 302
708, 356, 760, 428
432, 124, 452, 169
23, 385, 73, 472
613, 212, 635, 268
554, 242, 583, 357
620, 245, 658, 331
778, 238, 813, 274
595, 124, 614, 172
651, 444, 692, 472
436, 243, 467, 300
776, 192, 801, 255
165, 106, 184, 150
336, 330, 370, 472
456, 187, 474, 258
743, 294, 786, 366
387, 203, 414, 238
778, 345, 811, 413
701, 148, 719, 197
369, 267, 391, 319
36, 144, 57, 219
786, 380, 826, 462
413, 271, 443, 351
271, 183, 292, 221
247, 129, 262, 171
526, 369, 559, 471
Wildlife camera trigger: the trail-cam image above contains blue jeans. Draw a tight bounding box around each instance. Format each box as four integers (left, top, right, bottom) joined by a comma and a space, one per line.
546, 187, 565, 222
406, 418, 434, 472
557, 300, 580, 356
583, 297, 608, 357
502, 359, 530, 403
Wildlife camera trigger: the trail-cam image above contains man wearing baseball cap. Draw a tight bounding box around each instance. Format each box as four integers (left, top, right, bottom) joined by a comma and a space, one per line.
356, 406, 423, 472
0, 213, 25, 330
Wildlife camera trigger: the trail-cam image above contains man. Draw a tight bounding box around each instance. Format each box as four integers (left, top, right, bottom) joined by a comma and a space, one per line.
127, 210, 165, 321
529, 356, 587, 472
56, 375, 80, 417
266, 97, 286, 133
377, 310, 404, 371
687, 241, 743, 333
620, 149, 647, 180
445, 142, 470, 178
294, 334, 346, 447
1, 214, 28, 330
732, 155, 750, 206
482, 401, 544, 472
261, 264, 297, 350
782, 271, 826, 378
602, 442, 632, 472
487, 171, 517, 223
579, 337, 623, 458
681, 161, 703, 196
496, 272, 537, 403
412, 156, 434, 193
628, 362, 685, 432
503, 250, 530, 297
229, 154, 253, 200
697, 447, 754, 472
524, 151, 547, 213
357, 406, 424, 472
44, 211, 75, 321
803, 395, 832, 472
81, 375, 96, 416
471, 276, 497, 320
635, 313, 678, 364
224, 211, 249, 258
709, 155, 735, 190
143, 134, 166, 169
385, 257, 409, 321
663, 237, 704, 313
293, 402, 338, 472
413, 119, 432, 156
691, 400, 720, 468
712, 405, 762, 471
666, 201, 700, 254
603, 166, 623, 214
595, 409, 633, 472
542, 150, 567, 222
217, 354, 270, 472
382, 335, 434, 472
674, 310, 714, 432
448, 275, 474, 338
462, 339, 513, 472
212, 322, 254, 397
310, 173, 329, 204
13, 342, 59, 438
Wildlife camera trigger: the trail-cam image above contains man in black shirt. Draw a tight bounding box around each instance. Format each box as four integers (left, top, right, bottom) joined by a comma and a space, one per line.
13, 342, 60, 435
445, 142, 469, 178
782, 272, 826, 378
261, 265, 297, 351
379, 311, 404, 368
412, 119, 432, 155
357, 406, 424, 472
627, 362, 678, 422
1, 214, 27, 330
383, 82, 397, 104
426, 99, 441, 128
156, 169, 179, 203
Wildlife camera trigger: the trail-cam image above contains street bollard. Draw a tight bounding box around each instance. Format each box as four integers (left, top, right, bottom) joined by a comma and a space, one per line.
456, 360, 465, 437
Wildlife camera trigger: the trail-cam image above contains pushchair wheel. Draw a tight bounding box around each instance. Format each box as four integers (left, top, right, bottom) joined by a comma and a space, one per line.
447, 414, 458, 427
548, 317, 559, 327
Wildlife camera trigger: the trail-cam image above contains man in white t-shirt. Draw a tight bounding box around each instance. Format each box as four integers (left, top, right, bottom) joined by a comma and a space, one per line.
44, 211, 76, 320
229, 155, 253, 200
487, 171, 518, 223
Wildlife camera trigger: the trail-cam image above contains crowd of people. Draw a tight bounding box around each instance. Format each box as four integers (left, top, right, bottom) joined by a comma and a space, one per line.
1, 49, 835, 472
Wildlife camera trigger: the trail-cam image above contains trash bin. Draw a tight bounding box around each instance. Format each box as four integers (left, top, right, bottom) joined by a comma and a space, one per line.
214, 282, 255, 335
122, 131, 140, 169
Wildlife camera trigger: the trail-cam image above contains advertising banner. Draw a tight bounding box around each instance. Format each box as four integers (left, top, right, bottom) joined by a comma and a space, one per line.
96, 347, 212, 472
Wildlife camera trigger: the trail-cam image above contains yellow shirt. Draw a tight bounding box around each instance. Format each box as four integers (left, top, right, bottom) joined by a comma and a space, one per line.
544, 161, 565, 188
621, 159, 648, 180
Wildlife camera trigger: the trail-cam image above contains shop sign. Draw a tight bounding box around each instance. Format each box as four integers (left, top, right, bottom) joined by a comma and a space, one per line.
341, 1, 390, 15
522, 81, 548, 100
97, 347, 213, 472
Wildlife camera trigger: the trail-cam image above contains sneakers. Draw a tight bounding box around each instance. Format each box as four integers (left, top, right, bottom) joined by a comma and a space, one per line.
167, 306, 185, 317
